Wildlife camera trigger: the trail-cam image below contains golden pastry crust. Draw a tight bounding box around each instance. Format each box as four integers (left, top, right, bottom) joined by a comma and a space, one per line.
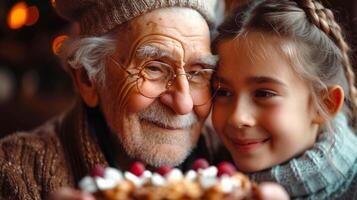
99, 180, 135, 200
80, 162, 257, 200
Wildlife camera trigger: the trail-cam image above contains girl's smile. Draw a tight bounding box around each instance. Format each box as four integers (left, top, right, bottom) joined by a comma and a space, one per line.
209, 0, 357, 198
231, 137, 271, 153
213, 32, 321, 172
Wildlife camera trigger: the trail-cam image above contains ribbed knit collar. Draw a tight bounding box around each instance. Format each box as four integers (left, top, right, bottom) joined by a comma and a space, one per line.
249, 113, 357, 199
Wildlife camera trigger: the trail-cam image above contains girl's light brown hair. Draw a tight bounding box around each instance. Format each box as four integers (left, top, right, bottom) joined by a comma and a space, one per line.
214, 0, 357, 132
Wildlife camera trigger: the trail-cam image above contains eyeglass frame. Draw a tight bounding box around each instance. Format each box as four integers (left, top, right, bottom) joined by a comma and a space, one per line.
108, 55, 219, 106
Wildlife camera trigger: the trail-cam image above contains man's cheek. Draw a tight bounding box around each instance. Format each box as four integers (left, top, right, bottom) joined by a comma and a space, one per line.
103, 78, 136, 118
193, 103, 211, 121
125, 94, 155, 113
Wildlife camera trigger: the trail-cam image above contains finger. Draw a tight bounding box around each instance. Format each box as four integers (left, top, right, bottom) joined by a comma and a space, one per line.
47, 187, 95, 200
256, 182, 290, 200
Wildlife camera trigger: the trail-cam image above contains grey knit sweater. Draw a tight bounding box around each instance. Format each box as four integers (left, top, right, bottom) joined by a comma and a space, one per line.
249, 113, 357, 199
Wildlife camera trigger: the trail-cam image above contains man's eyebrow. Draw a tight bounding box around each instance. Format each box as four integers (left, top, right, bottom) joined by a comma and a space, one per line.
192, 55, 218, 69
136, 45, 175, 60
136, 45, 218, 69
247, 76, 287, 87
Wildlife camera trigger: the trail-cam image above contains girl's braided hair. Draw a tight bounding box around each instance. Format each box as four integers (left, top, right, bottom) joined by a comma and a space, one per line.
297, 0, 357, 128
214, 0, 357, 131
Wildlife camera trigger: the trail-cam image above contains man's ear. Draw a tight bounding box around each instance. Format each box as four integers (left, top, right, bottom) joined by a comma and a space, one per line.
71, 67, 99, 107
314, 85, 344, 124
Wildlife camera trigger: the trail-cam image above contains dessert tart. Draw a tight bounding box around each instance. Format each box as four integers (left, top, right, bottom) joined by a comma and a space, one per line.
79, 159, 257, 200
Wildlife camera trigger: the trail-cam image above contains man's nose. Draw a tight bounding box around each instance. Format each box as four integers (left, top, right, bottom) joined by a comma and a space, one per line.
228, 98, 256, 129
159, 74, 194, 115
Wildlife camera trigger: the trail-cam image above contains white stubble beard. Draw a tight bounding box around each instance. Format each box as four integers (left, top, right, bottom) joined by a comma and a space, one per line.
118, 101, 199, 167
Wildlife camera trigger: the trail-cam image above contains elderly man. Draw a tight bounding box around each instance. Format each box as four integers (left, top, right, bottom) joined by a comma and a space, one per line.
0, 0, 289, 199
0, 0, 220, 198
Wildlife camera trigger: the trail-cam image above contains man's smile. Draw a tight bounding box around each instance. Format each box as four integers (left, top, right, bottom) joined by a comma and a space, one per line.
140, 118, 186, 130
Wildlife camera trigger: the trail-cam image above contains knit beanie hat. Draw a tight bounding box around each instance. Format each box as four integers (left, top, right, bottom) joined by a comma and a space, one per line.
53, 0, 219, 36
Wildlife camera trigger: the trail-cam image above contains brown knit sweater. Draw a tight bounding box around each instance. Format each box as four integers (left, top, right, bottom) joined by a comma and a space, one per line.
0, 101, 112, 200
0, 100, 219, 200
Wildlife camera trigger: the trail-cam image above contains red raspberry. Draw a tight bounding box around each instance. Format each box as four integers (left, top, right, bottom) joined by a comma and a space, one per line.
129, 162, 145, 177
191, 158, 209, 171
217, 161, 236, 177
156, 166, 172, 176
90, 164, 105, 177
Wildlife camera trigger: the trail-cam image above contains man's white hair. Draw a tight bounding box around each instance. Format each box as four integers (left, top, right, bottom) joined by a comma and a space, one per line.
59, 35, 116, 86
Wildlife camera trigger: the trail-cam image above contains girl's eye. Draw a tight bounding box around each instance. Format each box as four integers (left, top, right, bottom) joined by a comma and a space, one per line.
215, 88, 232, 97
254, 89, 277, 98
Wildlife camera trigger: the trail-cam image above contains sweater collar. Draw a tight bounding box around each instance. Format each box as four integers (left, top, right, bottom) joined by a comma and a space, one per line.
249, 113, 357, 198
58, 99, 108, 184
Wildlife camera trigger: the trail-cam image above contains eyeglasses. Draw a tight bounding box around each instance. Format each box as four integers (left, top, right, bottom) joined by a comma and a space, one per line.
109, 56, 218, 106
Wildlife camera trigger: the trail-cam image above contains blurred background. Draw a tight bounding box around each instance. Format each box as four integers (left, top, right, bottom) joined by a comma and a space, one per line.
1, 0, 357, 138
0, 0, 75, 137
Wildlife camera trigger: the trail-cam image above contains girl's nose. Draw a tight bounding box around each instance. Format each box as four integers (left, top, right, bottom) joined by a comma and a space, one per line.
227, 98, 256, 129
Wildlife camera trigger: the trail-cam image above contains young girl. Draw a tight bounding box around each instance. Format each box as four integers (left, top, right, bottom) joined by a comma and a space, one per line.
212, 0, 357, 199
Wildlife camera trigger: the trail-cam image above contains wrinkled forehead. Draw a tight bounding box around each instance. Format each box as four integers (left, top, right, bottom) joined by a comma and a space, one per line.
130, 7, 208, 39
114, 7, 211, 63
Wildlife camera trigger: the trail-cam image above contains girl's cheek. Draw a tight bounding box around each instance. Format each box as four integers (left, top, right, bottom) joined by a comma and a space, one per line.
261, 109, 285, 134
212, 105, 228, 134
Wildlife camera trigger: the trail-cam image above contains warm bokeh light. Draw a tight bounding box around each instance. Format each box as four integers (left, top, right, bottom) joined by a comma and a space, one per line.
7, 2, 28, 29
52, 35, 68, 55
25, 6, 40, 26
51, 0, 56, 7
